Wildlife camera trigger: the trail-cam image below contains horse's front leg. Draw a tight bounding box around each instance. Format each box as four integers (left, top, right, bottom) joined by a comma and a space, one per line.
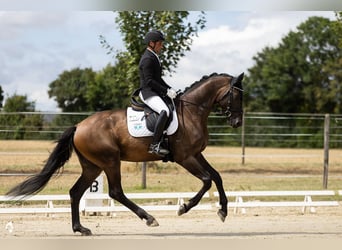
197, 153, 228, 222
110, 187, 159, 227
177, 155, 212, 216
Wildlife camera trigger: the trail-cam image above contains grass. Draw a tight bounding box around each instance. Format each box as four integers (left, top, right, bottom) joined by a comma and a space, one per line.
0, 141, 342, 196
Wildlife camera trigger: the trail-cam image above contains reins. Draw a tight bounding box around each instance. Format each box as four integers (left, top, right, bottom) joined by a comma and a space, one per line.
178, 98, 210, 111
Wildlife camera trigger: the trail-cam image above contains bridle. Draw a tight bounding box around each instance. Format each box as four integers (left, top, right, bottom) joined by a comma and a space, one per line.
178, 74, 243, 123
179, 78, 243, 117
218, 80, 244, 119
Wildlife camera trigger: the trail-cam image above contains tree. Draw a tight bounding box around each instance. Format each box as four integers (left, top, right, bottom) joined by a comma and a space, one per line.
2, 94, 35, 112
48, 12, 206, 112
48, 67, 96, 112
47, 68, 96, 130
244, 16, 342, 114
48, 64, 132, 111
86, 64, 131, 109
323, 11, 342, 113
100, 11, 206, 95
0, 94, 43, 139
335, 11, 342, 47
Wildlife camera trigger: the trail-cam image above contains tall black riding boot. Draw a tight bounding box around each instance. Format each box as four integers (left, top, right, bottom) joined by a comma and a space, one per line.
148, 110, 169, 156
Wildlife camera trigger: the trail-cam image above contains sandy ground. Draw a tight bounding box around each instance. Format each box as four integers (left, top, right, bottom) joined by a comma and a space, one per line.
1, 206, 342, 239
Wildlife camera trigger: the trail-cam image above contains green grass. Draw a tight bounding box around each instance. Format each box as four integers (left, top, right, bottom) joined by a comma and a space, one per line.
0, 141, 341, 197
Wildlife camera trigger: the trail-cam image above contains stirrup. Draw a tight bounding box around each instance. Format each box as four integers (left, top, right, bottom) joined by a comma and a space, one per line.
148, 143, 169, 156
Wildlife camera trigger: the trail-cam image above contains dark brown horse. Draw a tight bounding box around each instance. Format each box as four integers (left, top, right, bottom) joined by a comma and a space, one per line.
7, 72, 244, 235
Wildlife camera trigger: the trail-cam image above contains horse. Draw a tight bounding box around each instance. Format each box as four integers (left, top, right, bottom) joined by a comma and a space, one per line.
6, 72, 244, 236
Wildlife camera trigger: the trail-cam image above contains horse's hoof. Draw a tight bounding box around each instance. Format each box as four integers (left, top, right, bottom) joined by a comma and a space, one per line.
146, 217, 159, 227
217, 209, 227, 222
74, 226, 92, 236
81, 229, 93, 236
177, 204, 187, 216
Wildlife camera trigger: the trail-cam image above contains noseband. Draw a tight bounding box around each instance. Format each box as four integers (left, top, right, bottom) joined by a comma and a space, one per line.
219, 81, 243, 119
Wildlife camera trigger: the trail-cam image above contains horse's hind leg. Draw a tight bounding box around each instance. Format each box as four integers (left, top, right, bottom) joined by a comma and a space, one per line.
69, 156, 102, 236
103, 158, 159, 227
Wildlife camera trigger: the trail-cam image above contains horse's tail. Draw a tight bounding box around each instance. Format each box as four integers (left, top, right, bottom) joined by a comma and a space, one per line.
6, 126, 77, 197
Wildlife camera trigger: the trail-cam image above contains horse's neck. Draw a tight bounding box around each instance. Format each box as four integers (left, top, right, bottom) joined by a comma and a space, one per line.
181, 78, 228, 111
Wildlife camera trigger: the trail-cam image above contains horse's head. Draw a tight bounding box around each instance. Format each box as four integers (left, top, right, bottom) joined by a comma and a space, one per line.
180, 72, 244, 128
217, 73, 244, 128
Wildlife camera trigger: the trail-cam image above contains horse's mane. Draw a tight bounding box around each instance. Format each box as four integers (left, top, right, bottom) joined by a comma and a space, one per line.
183, 73, 232, 94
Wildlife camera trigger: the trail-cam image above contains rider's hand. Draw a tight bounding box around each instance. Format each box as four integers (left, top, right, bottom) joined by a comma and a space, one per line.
167, 88, 177, 99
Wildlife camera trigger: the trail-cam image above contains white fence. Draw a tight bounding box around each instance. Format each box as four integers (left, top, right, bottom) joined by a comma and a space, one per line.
0, 190, 340, 216
214, 190, 339, 214
0, 192, 211, 216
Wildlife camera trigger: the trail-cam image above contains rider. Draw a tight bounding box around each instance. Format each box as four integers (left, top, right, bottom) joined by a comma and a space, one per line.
139, 30, 177, 156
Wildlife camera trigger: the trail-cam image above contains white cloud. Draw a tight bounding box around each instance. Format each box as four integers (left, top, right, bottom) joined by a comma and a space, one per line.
0, 12, 69, 40
0, 11, 337, 111
0, 11, 117, 111
165, 11, 336, 91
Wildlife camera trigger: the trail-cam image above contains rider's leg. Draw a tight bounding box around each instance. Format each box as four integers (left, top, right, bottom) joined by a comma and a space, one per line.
139, 94, 170, 155
149, 110, 169, 155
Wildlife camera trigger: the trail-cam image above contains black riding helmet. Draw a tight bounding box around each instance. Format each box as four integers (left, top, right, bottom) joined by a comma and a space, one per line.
143, 30, 165, 44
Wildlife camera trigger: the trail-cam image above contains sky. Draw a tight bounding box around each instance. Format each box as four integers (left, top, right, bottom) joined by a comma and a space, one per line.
0, 11, 337, 111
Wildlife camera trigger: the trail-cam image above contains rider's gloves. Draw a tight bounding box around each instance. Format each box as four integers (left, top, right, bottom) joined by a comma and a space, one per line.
167, 88, 177, 99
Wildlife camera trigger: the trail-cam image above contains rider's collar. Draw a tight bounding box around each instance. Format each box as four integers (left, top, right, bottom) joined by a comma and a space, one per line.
147, 47, 161, 65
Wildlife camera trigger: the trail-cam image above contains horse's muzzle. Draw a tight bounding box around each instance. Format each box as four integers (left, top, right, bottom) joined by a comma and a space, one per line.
229, 117, 242, 128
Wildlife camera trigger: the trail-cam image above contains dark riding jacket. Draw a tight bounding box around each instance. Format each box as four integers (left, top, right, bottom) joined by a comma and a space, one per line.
139, 49, 171, 99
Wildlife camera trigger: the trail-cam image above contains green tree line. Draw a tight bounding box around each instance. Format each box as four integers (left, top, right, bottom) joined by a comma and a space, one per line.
239, 15, 342, 148
244, 15, 342, 114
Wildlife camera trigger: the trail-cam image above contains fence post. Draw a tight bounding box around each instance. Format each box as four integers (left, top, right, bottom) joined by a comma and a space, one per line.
241, 112, 245, 165
142, 162, 147, 189
323, 114, 330, 189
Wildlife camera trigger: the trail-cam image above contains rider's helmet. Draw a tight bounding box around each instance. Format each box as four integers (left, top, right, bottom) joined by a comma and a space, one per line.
143, 30, 165, 44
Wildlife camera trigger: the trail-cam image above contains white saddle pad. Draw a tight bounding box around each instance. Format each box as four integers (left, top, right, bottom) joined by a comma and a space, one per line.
127, 107, 178, 137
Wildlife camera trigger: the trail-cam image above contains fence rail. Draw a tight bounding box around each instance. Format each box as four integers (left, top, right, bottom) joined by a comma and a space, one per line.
0, 190, 339, 216
1, 111, 342, 148
209, 112, 342, 148
1, 111, 341, 189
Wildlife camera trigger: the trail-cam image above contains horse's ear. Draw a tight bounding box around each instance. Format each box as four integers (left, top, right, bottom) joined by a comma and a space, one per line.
232, 72, 244, 88
237, 72, 244, 82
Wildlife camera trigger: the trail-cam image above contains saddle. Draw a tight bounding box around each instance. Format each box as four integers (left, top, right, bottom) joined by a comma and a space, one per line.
130, 88, 174, 133
127, 89, 179, 162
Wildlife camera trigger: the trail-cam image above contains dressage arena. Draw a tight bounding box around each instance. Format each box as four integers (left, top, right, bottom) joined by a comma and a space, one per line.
1, 143, 342, 240
1, 205, 342, 239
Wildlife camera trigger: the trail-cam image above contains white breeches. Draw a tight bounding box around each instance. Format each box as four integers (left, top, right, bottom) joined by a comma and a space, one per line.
139, 92, 170, 117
